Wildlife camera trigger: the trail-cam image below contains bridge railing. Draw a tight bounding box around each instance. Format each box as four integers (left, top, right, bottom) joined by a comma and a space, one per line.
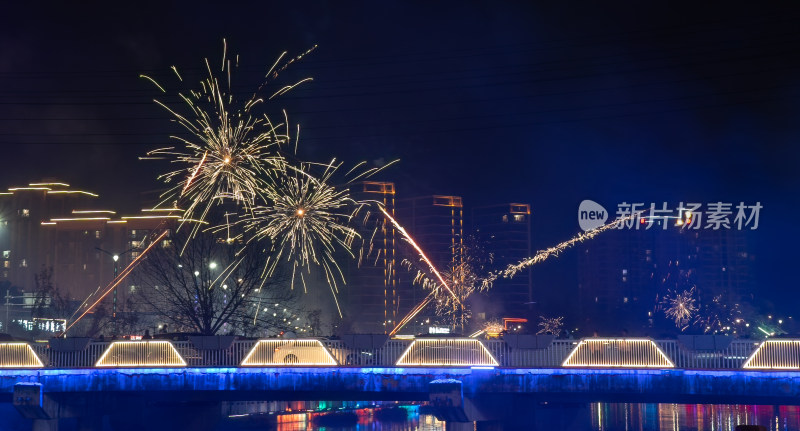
18, 338, 763, 369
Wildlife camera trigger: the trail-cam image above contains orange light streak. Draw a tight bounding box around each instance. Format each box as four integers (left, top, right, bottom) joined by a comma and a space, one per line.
379, 207, 458, 303
63, 230, 169, 334
182, 150, 208, 194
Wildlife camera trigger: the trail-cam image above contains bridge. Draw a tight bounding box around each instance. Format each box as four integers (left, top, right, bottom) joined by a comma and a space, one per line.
1, 336, 798, 430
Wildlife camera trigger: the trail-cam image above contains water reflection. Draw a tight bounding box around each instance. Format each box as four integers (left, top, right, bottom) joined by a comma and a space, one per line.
220, 402, 445, 431
593, 403, 800, 431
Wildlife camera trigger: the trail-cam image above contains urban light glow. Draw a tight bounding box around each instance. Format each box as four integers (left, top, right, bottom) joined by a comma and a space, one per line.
47, 190, 99, 197
121, 215, 181, 220
240, 339, 337, 366
50, 217, 111, 222
0, 343, 44, 368
562, 338, 674, 368
95, 341, 187, 367
29, 182, 70, 187
395, 338, 499, 367
742, 339, 800, 369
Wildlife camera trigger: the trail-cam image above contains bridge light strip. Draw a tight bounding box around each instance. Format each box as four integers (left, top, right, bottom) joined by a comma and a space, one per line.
0, 343, 45, 368
742, 339, 800, 369
95, 341, 187, 368
395, 338, 499, 367
240, 340, 337, 366
562, 338, 674, 368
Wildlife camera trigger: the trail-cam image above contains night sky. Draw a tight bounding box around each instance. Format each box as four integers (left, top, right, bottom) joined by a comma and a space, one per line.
1, 2, 799, 313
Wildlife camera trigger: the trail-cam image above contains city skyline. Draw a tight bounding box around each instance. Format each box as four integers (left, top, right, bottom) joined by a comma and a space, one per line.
0, 2, 796, 321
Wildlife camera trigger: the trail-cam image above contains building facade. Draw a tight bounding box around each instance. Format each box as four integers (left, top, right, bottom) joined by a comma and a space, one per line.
471, 203, 533, 320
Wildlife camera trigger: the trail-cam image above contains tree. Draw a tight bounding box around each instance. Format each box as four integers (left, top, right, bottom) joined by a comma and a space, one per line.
134, 230, 301, 336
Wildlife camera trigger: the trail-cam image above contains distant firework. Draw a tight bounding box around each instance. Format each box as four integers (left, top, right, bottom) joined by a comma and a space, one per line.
661, 287, 698, 330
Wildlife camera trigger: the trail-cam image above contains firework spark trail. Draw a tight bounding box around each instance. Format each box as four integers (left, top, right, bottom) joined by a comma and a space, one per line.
239, 160, 382, 318
482, 211, 643, 289
389, 212, 643, 336
379, 207, 459, 303
389, 294, 434, 337
63, 230, 170, 335
140, 41, 310, 238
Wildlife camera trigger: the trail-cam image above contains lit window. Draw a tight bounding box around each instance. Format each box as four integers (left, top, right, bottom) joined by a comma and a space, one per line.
622, 269, 628, 275
513, 214, 525, 222
95, 230, 101, 239
502, 215, 508, 223
3, 261, 9, 268
21, 209, 30, 218
131, 251, 140, 259
20, 259, 27, 267
2, 251, 9, 259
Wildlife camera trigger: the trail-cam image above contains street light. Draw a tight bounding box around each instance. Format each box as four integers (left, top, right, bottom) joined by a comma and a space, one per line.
96, 247, 134, 335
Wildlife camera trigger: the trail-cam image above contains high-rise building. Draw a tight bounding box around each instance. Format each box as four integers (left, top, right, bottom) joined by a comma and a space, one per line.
339, 181, 399, 333
471, 203, 533, 319
394, 195, 464, 329
0, 181, 178, 332
396, 195, 464, 270
577, 221, 754, 333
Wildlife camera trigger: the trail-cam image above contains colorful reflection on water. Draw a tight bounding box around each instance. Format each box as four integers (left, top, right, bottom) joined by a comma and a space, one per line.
593, 403, 800, 431
222, 401, 445, 431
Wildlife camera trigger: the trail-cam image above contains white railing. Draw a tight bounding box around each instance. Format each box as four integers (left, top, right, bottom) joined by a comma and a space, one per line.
10, 337, 767, 370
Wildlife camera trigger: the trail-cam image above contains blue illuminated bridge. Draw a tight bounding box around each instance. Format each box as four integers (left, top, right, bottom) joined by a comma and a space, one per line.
3, 336, 800, 430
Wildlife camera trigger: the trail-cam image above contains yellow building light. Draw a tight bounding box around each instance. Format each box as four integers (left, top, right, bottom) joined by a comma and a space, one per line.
562, 338, 674, 368
240, 339, 337, 366
29, 182, 70, 187
0, 343, 45, 368
95, 341, 187, 367
510, 204, 530, 214
121, 215, 181, 220
47, 190, 99, 197
432, 196, 463, 208
8, 187, 51, 192
395, 338, 499, 367
72, 210, 116, 214
742, 339, 800, 369
142, 208, 182, 212
50, 217, 111, 222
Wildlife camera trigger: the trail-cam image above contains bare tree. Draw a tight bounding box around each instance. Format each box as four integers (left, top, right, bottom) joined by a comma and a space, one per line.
134, 231, 301, 336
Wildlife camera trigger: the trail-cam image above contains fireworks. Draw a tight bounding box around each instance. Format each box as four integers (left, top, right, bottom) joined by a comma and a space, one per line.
483, 211, 642, 289
390, 214, 640, 336
695, 294, 742, 334
660, 287, 698, 330
141, 41, 406, 318
141, 41, 316, 239
536, 316, 565, 335
242, 161, 366, 317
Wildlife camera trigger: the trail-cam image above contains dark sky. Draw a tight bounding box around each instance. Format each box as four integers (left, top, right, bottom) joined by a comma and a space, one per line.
2, 2, 799, 311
